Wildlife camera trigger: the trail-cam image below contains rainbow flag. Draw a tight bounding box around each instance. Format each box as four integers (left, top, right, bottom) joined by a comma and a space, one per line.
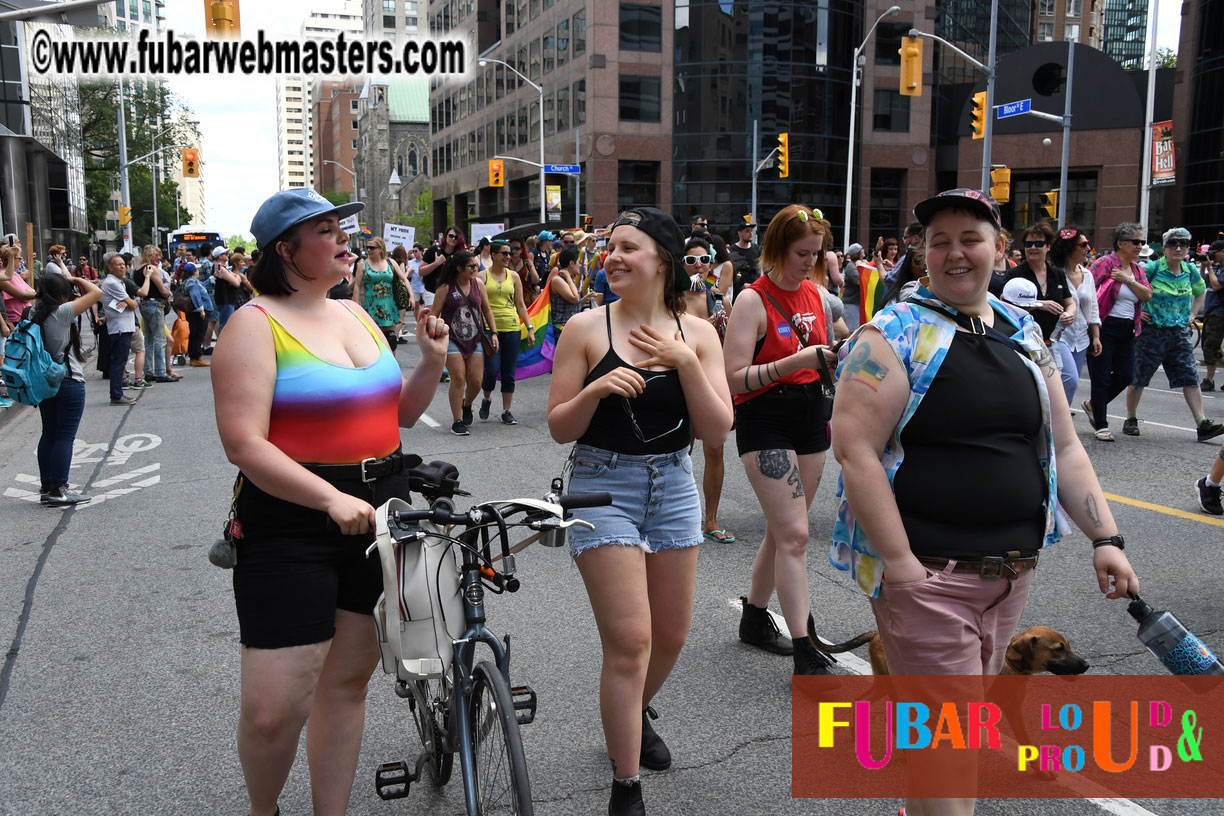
857, 260, 886, 326
514, 280, 556, 379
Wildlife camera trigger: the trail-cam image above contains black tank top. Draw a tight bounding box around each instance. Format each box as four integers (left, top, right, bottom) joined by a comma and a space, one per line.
893, 331, 1046, 559
577, 306, 692, 455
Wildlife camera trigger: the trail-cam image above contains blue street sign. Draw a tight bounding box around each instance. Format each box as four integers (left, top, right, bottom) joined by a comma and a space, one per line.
544, 164, 581, 174
996, 99, 1032, 119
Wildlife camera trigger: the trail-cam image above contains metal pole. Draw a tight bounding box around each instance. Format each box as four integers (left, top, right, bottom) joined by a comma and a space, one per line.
843, 56, 859, 252
538, 84, 545, 225
1057, 42, 1074, 228
117, 76, 132, 253
151, 129, 158, 248
575, 127, 580, 229
750, 119, 758, 234
981, 0, 999, 190
1138, 0, 1159, 230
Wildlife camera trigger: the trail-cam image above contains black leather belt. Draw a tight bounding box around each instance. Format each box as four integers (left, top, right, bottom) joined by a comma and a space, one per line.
917, 551, 1039, 580
301, 450, 420, 484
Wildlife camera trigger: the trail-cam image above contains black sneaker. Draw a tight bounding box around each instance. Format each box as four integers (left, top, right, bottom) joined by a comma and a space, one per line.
640, 706, 671, 771
1122, 417, 1140, 436
1196, 478, 1223, 515
450, 421, 470, 436
501, 410, 518, 425
1197, 419, 1224, 442
478, 398, 491, 420
44, 487, 91, 507
608, 778, 645, 816
462, 402, 473, 426
440, 371, 450, 383
1203, 379, 1216, 392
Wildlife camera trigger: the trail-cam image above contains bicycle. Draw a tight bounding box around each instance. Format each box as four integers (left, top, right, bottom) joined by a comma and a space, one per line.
367, 461, 609, 815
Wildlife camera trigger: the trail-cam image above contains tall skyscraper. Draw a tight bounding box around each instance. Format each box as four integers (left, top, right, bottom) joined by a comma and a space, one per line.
1100, 0, 1148, 69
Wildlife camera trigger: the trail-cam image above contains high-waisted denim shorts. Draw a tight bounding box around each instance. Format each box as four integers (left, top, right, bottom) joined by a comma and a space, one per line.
566, 444, 702, 557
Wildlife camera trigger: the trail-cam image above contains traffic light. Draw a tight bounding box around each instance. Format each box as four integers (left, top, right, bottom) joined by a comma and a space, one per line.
970, 91, 987, 140
118, 206, 132, 226
582, 213, 593, 231
899, 36, 923, 97
488, 158, 504, 188
1041, 190, 1059, 220
181, 148, 200, 178
989, 167, 1011, 203
777, 132, 789, 178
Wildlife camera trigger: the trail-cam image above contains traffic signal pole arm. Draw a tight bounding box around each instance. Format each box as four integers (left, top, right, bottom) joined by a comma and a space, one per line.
124, 143, 188, 167
491, 154, 543, 169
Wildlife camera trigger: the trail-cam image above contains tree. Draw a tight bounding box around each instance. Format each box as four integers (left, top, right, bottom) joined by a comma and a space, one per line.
386, 186, 432, 237
321, 189, 354, 207
225, 235, 252, 252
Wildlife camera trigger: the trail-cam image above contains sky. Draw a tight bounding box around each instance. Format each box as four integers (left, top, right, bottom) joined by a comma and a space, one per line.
156, 0, 1186, 239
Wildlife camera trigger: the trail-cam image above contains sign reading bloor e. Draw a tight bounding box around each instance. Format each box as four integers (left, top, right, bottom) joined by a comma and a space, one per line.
997, 98, 1032, 119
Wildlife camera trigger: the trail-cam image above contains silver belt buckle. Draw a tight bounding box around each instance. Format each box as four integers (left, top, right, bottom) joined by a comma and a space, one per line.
360, 457, 377, 483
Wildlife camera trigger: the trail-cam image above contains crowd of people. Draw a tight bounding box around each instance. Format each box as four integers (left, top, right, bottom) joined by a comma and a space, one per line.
5, 185, 1220, 816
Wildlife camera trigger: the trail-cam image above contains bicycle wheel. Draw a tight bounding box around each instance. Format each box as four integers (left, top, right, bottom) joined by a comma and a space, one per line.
410, 675, 454, 785
468, 660, 533, 816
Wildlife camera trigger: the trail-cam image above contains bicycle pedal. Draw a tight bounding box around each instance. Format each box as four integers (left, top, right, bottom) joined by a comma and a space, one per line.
510, 684, 537, 725
374, 760, 414, 800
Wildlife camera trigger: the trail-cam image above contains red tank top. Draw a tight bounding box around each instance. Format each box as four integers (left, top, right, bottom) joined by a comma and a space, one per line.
734, 274, 828, 405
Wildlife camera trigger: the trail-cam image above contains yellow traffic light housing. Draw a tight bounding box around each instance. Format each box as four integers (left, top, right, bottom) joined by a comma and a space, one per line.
971, 92, 987, 140
489, 159, 504, 188
899, 36, 923, 97
181, 148, 200, 178
777, 132, 789, 179
989, 167, 1011, 203
1041, 190, 1059, 220
118, 206, 132, 226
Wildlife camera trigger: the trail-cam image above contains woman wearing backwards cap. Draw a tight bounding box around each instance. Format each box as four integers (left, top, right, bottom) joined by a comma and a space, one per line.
831, 189, 1138, 816
548, 207, 732, 816
210, 188, 449, 816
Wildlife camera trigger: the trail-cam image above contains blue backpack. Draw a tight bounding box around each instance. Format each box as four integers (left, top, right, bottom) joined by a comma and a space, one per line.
1, 317, 67, 405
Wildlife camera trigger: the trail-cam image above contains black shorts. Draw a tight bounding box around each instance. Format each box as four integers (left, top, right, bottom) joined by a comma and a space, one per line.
734, 384, 831, 457
230, 469, 410, 649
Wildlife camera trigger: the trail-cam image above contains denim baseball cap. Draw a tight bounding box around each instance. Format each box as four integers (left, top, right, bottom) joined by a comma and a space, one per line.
250, 188, 364, 251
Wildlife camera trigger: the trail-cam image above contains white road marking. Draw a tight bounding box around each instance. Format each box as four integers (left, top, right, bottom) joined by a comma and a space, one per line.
92, 463, 160, 488
728, 597, 1161, 815
1105, 414, 1196, 433
5, 465, 161, 509
419, 413, 439, 428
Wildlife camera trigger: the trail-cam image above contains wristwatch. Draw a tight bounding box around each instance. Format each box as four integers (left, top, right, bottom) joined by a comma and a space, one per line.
1091, 534, 1124, 550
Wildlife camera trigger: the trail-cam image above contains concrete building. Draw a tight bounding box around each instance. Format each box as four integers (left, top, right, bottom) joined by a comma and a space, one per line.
1100, 0, 1148, 70
362, 0, 423, 41
275, 0, 362, 190
1032, 0, 1104, 47
354, 78, 430, 238
311, 81, 361, 198
1167, 0, 1222, 238
99, 0, 163, 33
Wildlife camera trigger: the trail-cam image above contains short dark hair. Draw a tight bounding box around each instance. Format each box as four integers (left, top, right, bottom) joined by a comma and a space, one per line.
557, 246, 580, 269
905, 221, 923, 237
684, 237, 711, 255
1023, 222, 1056, 244
690, 213, 705, 225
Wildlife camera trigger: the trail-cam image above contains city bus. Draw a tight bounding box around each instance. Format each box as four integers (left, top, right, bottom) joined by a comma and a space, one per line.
167, 226, 225, 257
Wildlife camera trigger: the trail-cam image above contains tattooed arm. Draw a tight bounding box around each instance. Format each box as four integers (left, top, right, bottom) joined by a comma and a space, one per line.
830, 329, 926, 584
1043, 329, 1140, 599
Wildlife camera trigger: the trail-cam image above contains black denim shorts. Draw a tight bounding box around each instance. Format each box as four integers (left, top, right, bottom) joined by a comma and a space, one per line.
734, 385, 831, 457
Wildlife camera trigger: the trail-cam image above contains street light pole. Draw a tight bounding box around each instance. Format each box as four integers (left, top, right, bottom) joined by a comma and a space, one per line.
480, 57, 545, 225
843, 5, 900, 252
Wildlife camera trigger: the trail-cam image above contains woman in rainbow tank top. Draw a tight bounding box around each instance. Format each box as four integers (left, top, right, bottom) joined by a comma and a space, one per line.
211, 188, 449, 816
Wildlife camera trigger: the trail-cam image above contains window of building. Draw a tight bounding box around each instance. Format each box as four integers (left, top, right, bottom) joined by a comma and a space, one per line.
544, 95, 555, 136
618, 161, 659, 207
544, 34, 555, 73
352, 139, 359, 149
128, 0, 137, 18
350, 99, 359, 112
619, 4, 662, 52
556, 20, 569, 66
497, 119, 506, 152
869, 167, 906, 238
351, 119, 359, 130
516, 45, 528, 88
518, 106, 528, 144
529, 0, 539, 22
573, 79, 586, 126
1039, 0, 1055, 16
556, 88, 570, 132
1066, 0, 1081, 16
530, 38, 541, 81
872, 88, 910, 131
506, 0, 515, 34
383, 0, 395, 11
384, 15, 395, 29
495, 65, 505, 100
142, 0, 151, 22
573, 10, 586, 57
530, 100, 540, 141
619, 75, 661, 122
1065, 23, 1080, 41
408, 149, 418, 176
543, 0, 553, 8
1037, 22, 1054, 41
517, 0, 528, 32
875, 21, 910, 65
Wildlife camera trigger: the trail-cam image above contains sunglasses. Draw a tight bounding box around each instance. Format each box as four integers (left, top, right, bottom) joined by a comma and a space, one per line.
447, 233, 459, 240
463, 262, 480, 270
682, 254, 713, 266
497, 250, 511, 256
621, 388, 684, 443
562, 240, 575, 245
1024, 240, 1047, 248
1121, 238, 1145, 246
511, 246, 521, 252
1077, 240, 1090, 249
1165, 239, 1192, 249
694, 222, 708, 228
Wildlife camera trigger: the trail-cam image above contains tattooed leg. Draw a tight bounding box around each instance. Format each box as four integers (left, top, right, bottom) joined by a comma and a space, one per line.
786, 463, 804, 499
755, 448, 790, 479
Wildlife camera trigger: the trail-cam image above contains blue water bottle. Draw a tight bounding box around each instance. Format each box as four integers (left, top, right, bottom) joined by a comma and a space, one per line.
1127, 595, 1224, 675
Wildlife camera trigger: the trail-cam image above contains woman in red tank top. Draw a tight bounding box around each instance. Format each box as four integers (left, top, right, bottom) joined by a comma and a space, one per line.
722, 204, 840, 675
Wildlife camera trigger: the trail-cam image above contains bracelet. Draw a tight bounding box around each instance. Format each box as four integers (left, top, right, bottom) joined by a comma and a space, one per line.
1091, 534, 1124, 550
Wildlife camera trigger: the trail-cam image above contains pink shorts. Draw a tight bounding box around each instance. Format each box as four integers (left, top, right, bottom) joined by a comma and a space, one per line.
869, 560, 1035, 675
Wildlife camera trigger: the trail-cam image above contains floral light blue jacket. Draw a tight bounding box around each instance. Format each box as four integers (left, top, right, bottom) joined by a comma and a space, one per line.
829, 285, 1071, 598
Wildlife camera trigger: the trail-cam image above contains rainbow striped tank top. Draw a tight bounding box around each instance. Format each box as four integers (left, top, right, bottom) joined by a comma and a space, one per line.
249, 302, 403, 464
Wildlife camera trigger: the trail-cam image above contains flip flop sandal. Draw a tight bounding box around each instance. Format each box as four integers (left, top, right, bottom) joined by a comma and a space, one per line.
1094, 429, 1115, 442
703, 528, 736, 543
1082, 400, 1099, 431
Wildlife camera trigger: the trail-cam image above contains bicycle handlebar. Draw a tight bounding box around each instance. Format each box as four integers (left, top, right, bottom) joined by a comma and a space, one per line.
558, 492, 612, 511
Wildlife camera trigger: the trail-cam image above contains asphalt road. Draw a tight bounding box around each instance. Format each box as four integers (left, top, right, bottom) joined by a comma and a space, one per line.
1, 326, 1221, 816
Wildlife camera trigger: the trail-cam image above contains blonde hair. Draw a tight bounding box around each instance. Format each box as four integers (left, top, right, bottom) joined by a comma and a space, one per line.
139, 244, 161, 266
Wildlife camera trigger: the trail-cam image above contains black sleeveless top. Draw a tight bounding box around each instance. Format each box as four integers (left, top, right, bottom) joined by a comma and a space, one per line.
893, 331, 1046, 559
577, 306, 692, 455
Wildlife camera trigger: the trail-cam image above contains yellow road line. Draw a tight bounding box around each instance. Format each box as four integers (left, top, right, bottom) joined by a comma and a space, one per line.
1104, 492, 1224, 528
